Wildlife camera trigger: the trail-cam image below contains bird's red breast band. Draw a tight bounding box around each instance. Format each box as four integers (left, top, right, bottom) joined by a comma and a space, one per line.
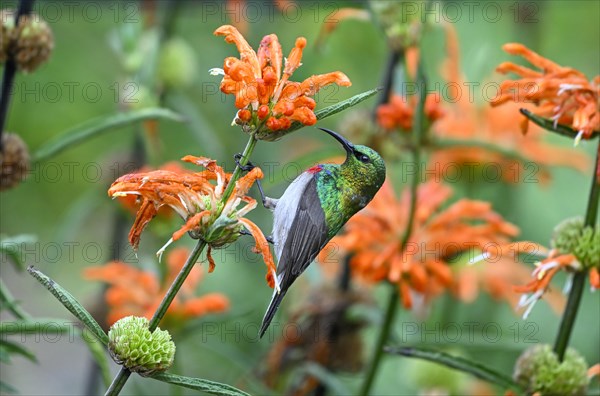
307, 165, 323, 174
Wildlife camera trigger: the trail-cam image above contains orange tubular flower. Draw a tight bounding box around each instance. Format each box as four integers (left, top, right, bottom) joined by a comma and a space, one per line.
463, 242, 566, 316
322, 180, 519, 309
108, 155, 277, 288
211, 25, 352, 140
84, 248, 230, 326
494, 245, 598, 319
431, 27, 589, 182
492, 43, 600, 143
116, 161, 189, 219
376, 93, 445, 132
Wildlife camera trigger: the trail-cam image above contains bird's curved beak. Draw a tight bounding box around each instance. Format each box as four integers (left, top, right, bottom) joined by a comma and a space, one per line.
318, 128, 354, 154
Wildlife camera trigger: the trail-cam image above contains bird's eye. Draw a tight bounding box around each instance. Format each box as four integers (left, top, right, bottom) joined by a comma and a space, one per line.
357, 153, 370, 163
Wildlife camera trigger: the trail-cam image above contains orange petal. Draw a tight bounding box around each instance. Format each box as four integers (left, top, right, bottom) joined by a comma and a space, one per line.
502, 43, 563, 72
172, 210, 211, 241
207, 246, 216, 273
214, 25, 260, 78
182, 293, 230, 317
238, 218, 276, 288
257, 34, 282, 82
298, 72, 352, 97
590, 267, 600, 290
128, 200, 158, 250
399, 282, 412, 309
588, 363, 600, 379
283, 37, 306, 76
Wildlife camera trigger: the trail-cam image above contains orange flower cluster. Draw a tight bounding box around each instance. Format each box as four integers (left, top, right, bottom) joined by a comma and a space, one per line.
431, 27, 589, 182
84, 248, 230, 326
376, 93, 445, 131
212, 25, 351, 136
108, 155, 277, 288
459, 242, 565, 315
492, 43, 600, 142
504, 245, 599, 319
323, 180, 519, 308
116, 161, 187, 219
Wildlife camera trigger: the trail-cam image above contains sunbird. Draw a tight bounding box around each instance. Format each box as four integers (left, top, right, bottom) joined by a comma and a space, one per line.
257, 128, 386, 338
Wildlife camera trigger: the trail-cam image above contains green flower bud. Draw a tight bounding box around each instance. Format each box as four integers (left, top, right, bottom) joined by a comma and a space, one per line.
124, 85, 159, 111
13, 13, 54, 73
1, 132, 30, 191
158, 38, 197, 89
552, 217, 600, 270
369, 1, 424, 51
514, 344, 589, 395
108, 316, 175, 377
408, 349, 468, 395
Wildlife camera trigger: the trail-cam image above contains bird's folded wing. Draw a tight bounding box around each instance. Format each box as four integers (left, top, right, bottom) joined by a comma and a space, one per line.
277, 177, 329, 287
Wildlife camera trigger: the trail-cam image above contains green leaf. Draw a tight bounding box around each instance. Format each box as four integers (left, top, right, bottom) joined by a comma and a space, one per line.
150, 372, 251, 396
26, 266, 108, 345
0, 278, 31, 320
33, 108, 185, 162
385, 346, 522, 391
0, 379, 18, 394
0, 234, 37, 272
0, 319, 70, 335
0, 339, 37, 362
313, 87, 381, 123
255, 88, 381, 141
80, 331, 112, 388
519, 108, 598, 140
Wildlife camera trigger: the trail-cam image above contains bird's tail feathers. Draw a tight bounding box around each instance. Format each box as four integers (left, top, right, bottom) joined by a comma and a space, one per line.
259, 289, 287, 339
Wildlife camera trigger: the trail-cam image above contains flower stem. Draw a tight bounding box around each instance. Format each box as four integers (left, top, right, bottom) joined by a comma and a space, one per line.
0, 0, 35, 149
553, 141, 600, 361
372, 49, 404, 119
221, 134, 258, 205
104, 133, 260, 395
359, 287, 399, 396
105, 241, 205, 396
105, 369, 132, 396
359, 58, 428, 396
148, 240, 207, 331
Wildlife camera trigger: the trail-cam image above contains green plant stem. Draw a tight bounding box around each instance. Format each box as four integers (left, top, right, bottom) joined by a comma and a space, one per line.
359, 287, 399, 396
0, 0, 35, 149
148, 240, 207, 331
104, 133, 259, 396
0, 278, 31, 320
105, 369, 132, 396
359, 59, 428, 396
553, 141, 600, 361
220, 134, 258, 205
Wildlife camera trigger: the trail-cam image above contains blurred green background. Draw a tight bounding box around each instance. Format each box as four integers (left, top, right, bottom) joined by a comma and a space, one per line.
1, 1, 599, 395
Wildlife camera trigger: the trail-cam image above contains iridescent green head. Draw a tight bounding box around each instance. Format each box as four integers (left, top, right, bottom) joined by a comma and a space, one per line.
318, 128, 386, 197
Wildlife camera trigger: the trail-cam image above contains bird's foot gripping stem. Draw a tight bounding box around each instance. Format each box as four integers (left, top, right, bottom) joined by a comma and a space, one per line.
234, 153, 278, 210
238, 229, 274, 245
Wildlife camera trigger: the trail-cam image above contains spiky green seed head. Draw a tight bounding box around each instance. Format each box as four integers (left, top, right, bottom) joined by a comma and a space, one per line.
551, 217, 599, 270
513, 344, 589, 395
108, 316, 175, 376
